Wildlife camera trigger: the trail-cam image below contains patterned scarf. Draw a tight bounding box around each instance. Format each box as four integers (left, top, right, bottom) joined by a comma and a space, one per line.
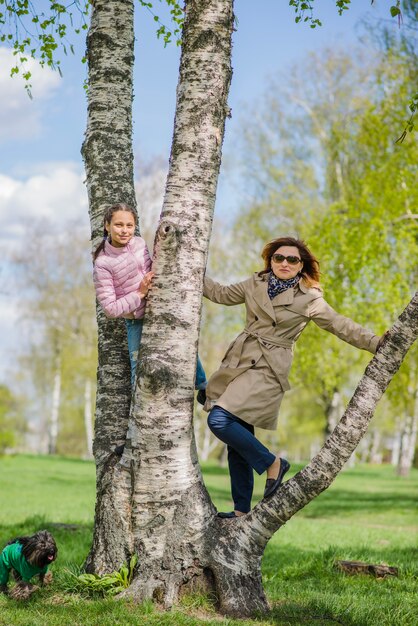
267, 271, 300, 300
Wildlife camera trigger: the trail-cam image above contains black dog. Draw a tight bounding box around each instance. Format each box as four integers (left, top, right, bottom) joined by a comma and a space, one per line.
0, 530, 57, 600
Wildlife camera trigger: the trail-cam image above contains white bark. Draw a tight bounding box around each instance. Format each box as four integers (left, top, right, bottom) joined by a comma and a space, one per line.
200, 420, 218, 461
82, 0, 137, 572
324, 389, 342, 436
397, 388, 418, 476
369, 429, 382, 464
195, 409, 218, 461
120, 0, 234, 604
48, 356, 61, 455
391, 419, 401, 465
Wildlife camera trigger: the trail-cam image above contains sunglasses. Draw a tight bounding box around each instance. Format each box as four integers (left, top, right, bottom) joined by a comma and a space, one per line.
271, 253, 302, 266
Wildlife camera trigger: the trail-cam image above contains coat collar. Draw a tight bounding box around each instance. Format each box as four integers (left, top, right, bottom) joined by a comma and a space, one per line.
254, 273, 319, 320
253, 273, 296, 320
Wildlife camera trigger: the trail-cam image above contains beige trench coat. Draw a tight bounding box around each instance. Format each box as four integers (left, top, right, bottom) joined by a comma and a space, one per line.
203, 273, 379, 430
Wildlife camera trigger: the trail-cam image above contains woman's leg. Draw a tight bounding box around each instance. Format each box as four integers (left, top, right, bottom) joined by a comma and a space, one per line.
227, 449, 254, 513
125, 319, 144, 386
208, 406, 275, 513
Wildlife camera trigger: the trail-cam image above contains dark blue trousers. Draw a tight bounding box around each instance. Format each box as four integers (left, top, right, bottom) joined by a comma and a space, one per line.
208, 405, 275, 513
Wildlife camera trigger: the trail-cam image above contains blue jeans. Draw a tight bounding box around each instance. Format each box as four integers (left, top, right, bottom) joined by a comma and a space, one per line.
125, 319, 207, 389
207, 405, 275, 513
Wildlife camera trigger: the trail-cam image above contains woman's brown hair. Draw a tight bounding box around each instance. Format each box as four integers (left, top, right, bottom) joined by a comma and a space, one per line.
259, 236, 320, 288
93, 203, 137, 262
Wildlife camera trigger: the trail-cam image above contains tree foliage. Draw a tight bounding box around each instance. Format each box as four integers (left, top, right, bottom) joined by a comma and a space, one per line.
0, 0, 89, 89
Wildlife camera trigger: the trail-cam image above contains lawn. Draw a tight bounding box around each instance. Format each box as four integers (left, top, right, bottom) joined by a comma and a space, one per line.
0, 454, 416, 626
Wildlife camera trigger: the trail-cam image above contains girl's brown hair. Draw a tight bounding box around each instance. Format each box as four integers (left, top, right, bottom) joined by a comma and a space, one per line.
259, 236, 320, 288
93, 203, 137, 262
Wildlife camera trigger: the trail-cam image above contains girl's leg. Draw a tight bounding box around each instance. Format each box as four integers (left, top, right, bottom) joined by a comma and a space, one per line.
125, 319, 144, 386
208, 406, 275, 513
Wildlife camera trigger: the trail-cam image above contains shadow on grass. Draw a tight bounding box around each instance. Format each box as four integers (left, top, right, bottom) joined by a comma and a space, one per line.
263, 543, 418, 578
299, 489, 418, 519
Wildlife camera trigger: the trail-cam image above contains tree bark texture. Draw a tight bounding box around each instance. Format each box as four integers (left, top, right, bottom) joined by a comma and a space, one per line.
120, 0, 235, 608
397, 389, 418, 476
48, 354, 61, 455
82, 0, 136, 572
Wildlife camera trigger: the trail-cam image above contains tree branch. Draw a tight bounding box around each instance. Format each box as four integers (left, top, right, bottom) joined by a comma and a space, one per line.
248, 291, 418, 542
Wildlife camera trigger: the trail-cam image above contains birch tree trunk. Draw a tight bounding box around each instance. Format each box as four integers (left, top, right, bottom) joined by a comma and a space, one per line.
120, 0, 235, 604
391, 418, 401, 465
48, 354, 61, 455
397, 388, 418, 476
82, 0, 418, 617
82, 0, 136, 572
324, 389, 342, 437
369, 429, 382, 464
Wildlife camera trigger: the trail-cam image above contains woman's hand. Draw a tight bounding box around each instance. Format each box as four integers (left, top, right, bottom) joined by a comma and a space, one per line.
138, 271, 154, 298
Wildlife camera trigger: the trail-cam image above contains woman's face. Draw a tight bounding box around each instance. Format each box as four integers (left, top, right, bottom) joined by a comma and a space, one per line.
271, 245, 303, 279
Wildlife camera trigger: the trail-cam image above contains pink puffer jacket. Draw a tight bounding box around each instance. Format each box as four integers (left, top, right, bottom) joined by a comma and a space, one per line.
93, 236, 152, 319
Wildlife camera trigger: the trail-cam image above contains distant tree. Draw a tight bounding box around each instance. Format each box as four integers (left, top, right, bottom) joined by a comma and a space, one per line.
14, 225, 97, 456
0, 384, 26, 453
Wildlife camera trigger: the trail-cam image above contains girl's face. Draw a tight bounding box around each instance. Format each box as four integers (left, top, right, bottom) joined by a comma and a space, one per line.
106, 210, 136, 247
271, 245, 303, 279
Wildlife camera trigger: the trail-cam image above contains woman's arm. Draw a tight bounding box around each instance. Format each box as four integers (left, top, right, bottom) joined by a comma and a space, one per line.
203, 276, 249, 305
309, 296, 380, 353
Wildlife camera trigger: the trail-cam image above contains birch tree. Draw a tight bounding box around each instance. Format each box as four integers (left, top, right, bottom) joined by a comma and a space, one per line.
80, 0, 418, 616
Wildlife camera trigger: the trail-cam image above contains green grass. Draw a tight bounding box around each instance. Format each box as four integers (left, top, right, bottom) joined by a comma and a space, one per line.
0, 454, 417, 626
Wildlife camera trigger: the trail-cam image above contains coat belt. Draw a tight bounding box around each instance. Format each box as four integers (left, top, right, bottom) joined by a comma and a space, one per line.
228, 329, 293, 368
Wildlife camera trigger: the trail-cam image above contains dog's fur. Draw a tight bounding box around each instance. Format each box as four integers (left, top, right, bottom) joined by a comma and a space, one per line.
0, 530, 57, 600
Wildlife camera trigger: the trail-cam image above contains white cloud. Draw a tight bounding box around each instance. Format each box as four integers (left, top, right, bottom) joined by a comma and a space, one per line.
0, 160, 89, 381
0, 47, 61, 141
0, 161, 89, 254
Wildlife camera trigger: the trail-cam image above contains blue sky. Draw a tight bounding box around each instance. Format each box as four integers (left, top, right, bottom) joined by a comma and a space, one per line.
0, 0, 394, 382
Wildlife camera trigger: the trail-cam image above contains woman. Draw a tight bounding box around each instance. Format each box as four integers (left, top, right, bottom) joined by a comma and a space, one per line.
203, 237, 383, 518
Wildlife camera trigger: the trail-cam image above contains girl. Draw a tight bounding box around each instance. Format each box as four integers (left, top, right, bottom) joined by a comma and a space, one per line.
203, 236, 385, 518
93, 203, 207, 395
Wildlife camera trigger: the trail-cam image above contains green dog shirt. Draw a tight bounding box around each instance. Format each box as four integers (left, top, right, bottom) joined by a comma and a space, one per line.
0, 542, 48, 584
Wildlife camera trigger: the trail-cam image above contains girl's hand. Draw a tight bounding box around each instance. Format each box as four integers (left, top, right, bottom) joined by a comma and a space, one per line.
138, 271, 154, 297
